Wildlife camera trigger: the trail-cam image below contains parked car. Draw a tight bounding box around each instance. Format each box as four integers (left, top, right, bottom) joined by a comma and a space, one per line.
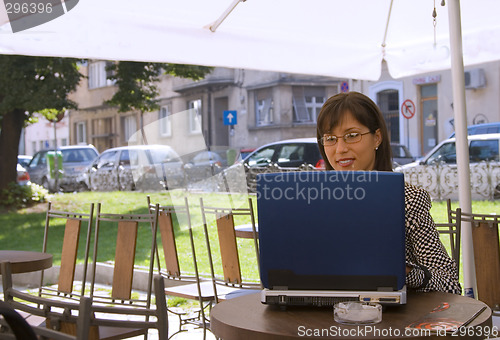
448, 122, 500, 138
391, 143, 415, 167
395, 133, 500, 200
27, 145, 98, 192
222, 138, 324, 192
16, 163, 31, 186
86, 144, 185, 191
17, 155, 32, 168
183, 150, 229, 183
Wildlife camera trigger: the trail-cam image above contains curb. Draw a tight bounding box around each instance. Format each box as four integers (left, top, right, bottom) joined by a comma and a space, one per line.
10, 262, 187, 291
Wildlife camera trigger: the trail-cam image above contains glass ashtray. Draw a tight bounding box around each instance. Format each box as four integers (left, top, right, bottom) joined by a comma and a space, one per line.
334, 301, 382, 325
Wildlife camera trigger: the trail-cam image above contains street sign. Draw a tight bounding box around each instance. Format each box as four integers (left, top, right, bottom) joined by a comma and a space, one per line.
401, 99, 415, 119
223, 110, 237, 125
340, 81, 349, 93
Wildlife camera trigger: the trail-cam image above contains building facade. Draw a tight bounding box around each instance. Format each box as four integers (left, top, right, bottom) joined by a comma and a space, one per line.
26, 59, 499, 161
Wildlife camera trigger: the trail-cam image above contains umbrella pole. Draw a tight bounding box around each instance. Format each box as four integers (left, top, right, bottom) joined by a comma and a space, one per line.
447, 0, 476, 298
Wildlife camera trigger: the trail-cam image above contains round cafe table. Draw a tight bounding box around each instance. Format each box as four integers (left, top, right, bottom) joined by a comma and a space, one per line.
211, 292, 492, 339
0, 250, 52, 274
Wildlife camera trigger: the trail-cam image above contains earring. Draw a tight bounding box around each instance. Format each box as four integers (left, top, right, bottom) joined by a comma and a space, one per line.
375, 146, 379, 150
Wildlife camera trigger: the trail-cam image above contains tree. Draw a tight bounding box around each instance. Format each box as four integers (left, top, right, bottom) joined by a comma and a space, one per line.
0, 58, 212, 192
106, 62, 212, 142
0, 56, 82, 191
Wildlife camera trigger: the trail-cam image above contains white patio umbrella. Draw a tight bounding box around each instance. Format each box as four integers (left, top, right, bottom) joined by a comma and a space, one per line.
2, 0, 499, 297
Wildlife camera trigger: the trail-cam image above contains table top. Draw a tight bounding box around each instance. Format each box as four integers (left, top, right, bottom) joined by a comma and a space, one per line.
211, 292, 492, 339
0, 250, 52, 274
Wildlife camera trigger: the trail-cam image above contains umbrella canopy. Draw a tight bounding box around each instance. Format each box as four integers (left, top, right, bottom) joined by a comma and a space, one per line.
0, 0, 499, 81
2, 0, 497, 297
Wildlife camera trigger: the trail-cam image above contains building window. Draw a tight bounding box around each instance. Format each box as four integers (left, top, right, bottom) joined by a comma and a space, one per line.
61, 138, 68, 146
32, 141, 36, 153
255, 88, 273, 126
76, 122, 87, 144
159, 105, 172, 137
188, 99, 202, 134
377, 89, 400, 143
292, 86, 325, 123
122, 115, 137, 142
88, 61, 115, 89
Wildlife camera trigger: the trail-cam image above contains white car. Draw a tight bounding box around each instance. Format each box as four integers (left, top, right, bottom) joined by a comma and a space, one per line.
87, 144, 185, 191
395, 133, 500, 200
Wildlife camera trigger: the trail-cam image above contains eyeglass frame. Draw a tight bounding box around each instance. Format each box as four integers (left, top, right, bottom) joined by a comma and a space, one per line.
319, 131, 373, 146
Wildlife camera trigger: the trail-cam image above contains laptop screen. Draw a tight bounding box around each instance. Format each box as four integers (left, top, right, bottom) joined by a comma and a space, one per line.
256, 171, 406, 291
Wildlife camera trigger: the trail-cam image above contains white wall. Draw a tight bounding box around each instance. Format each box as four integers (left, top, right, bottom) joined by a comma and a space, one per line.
24, 113, 70, 156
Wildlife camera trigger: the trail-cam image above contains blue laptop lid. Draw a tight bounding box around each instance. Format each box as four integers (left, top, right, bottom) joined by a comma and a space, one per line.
257, 171, 406, 291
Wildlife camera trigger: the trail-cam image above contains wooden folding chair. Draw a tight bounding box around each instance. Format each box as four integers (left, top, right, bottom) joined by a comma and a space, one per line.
1, 202, 94, 337
435, 199, 462, 271
199, 197, 261, 305
38, 202, 94, 301
80, 202, 168, 340
147, 196, 214, 340
461, 210, 500, 313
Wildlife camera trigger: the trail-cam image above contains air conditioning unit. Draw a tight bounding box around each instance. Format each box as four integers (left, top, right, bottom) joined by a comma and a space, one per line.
464, 68, 486, 89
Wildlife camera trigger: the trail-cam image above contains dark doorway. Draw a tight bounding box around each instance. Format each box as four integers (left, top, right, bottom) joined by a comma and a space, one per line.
214, 97, 229, 146
377, 89, 400, 143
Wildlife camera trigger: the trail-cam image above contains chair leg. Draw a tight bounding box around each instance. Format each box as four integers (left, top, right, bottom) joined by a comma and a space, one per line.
154, 275, 169, 340
77, 297, 91, 340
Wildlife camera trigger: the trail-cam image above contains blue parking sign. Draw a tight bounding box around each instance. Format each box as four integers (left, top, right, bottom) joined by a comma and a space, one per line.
223, 110, 237, 125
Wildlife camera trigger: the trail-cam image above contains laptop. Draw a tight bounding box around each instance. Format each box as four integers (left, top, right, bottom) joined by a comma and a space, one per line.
256, 171, 407, 306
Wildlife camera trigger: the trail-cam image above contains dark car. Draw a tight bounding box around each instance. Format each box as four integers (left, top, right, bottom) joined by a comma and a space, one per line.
87, 144, 185, 191
391, 143, 415, 167
27, 145, 98, 192
222, 138, 324, 192
183, 150, 229, 183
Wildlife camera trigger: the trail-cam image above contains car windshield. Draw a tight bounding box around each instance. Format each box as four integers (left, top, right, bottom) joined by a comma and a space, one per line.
62, 149, 97, 163
149, 147, 181, 163
426, 142, 456, 164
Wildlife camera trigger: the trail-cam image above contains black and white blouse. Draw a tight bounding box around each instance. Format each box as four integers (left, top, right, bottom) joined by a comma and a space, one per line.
404, 183, 462, 295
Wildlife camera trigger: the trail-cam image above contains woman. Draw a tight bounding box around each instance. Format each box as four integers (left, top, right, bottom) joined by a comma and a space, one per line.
316, 91, 461, 294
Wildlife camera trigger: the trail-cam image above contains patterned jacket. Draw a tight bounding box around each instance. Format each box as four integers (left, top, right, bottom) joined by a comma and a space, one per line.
404, 183, 462, 294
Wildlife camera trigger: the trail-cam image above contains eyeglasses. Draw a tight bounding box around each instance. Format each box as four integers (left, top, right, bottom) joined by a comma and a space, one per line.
319, 131, 372, 146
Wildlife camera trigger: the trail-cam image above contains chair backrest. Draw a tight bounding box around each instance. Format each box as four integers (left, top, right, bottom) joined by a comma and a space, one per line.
434, 199, 461, 271
199, 196, 260, 292
89, 203, 159, 303
40, 202, 94, 297
147, 195, 197, 281
461, 210, 500, 310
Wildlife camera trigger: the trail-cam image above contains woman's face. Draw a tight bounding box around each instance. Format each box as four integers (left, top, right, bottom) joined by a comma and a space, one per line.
322, 111, 381, 171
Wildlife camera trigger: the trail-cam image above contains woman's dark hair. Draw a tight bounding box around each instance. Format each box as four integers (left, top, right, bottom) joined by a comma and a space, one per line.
316, 91, 392, 171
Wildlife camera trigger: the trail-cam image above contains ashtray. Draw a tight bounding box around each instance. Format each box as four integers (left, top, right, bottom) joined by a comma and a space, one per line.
334, 301, 382, 325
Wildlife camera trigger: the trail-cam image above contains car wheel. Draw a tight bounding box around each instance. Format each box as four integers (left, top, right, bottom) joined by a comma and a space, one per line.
494, 184, 500, 200
41, 177, 51, 192
78, 182, 89, 192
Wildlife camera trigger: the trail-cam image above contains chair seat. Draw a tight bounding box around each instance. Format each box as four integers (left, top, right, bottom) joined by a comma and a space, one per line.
164, 280, 260, 302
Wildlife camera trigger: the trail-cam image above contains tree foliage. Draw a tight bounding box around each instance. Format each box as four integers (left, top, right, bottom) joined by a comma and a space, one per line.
106, 61, 212, 113
0, 55, 82, 192
0, 56, 81, 116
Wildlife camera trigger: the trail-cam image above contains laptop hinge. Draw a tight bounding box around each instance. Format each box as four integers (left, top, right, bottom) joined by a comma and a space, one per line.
272, 286, 288, 290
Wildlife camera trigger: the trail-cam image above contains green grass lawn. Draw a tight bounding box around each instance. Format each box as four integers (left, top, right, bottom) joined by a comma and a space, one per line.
1, 190, 498, 287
